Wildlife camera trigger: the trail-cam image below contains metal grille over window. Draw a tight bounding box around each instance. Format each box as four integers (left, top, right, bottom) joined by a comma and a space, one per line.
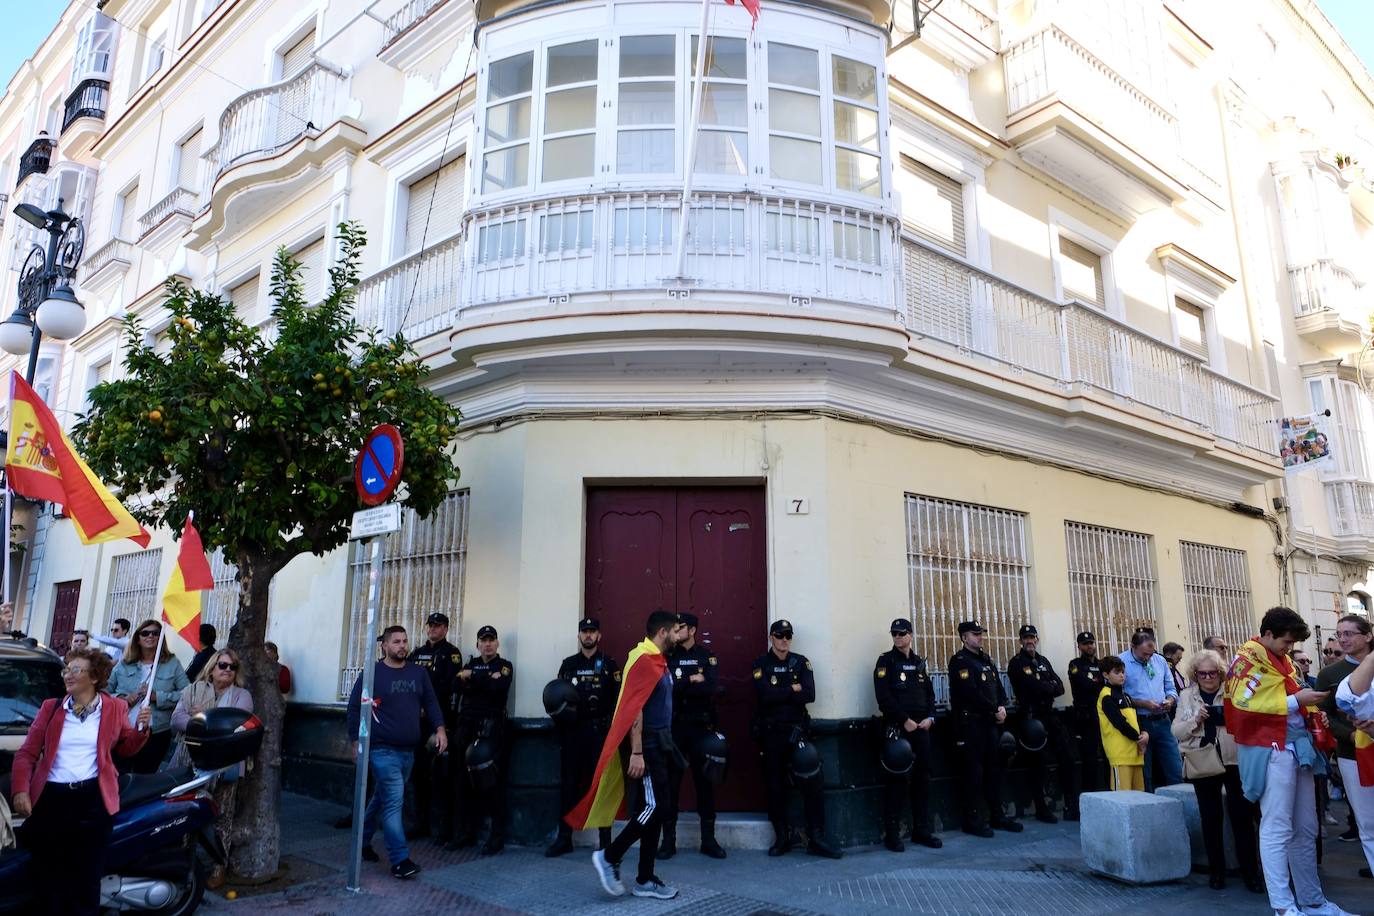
1065, 521, 1157, 657
338, 492, 469, 698
202, 549, 241, 641
103, 549, 163, 633
1058, 236, 1105, 308
1180, 541, 1253, 653
905, 494, 1030, 705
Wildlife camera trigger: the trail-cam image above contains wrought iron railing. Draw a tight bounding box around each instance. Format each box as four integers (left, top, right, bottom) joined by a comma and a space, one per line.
61, 78, 110, 132
16, 136, 54, 188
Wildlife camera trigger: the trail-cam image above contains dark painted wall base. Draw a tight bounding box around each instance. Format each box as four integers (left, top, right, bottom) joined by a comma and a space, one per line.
281, 704, 1072, 847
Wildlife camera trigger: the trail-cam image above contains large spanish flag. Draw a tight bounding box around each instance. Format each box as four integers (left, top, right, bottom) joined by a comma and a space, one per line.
1224, 638, 1304, 747
1355, 729, 1374, 787
163, 516, 213, 652
565, 637, 668, 829
5, 371, 150, 547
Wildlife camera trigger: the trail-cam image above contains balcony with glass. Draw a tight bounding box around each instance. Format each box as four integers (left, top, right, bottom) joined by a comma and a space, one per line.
1314, 378, 1374, 550
60, 15, 116, 155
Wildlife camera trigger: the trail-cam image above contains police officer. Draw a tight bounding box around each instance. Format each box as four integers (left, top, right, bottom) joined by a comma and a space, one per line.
656, 612, 726, 860
449, 625, 513, 856
407, 612, 462, 841
873, 618, 942, 852
751, 620, 842, 859
546, 618, 621, 857
1066, 631, 1106, 795
948, 620, 1023, 837
1007, 624, 1079, 823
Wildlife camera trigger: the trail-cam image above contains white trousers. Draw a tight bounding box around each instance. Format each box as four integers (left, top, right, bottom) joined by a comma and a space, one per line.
1258, 749, 1324, 912
1338, 756, 1374, 873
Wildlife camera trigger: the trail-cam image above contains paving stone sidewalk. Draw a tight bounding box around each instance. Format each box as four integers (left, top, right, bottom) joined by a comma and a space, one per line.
200, 794, 1371, 915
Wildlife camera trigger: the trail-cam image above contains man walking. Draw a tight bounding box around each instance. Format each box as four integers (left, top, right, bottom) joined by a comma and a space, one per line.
450, 625, 513, 855
1008, 624, 1079, 821
407, 612, 461, 842
948, 620, 1022, 837
1121, 628, 1181, 790
346, 625, 447, 879
658, 612, 726, 860
547, 617, 621, 857
873, 618, 942, 851
575, 609, 684, 899
1067, 631, 1106, 794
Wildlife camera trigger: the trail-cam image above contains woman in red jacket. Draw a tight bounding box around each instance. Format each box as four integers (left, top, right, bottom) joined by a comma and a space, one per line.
12, 646, 150, 915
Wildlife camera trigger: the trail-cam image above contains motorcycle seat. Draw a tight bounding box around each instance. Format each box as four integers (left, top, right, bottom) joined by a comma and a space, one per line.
117, 767, 195, 809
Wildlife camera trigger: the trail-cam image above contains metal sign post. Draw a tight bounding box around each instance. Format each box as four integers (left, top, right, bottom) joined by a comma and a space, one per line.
346, 533, 385, 892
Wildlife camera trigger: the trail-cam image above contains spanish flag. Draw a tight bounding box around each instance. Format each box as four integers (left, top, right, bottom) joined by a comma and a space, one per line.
1224, 638, 1304, 747
1356, 729, 1374, 787
565, 637, 668, 829
5, 371, 149, 547
163, 516, 213, 651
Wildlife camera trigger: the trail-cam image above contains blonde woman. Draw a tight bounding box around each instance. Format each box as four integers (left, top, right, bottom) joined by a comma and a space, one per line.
1172, 649, 1260, 893
107, 620, 189, 774
171, 648, 254, 889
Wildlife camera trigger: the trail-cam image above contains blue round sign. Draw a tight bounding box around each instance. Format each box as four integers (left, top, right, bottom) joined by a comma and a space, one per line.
355, 424, 405, 506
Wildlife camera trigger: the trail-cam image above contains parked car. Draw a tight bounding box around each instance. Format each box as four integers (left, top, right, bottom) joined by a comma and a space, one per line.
0, 637, 64, 783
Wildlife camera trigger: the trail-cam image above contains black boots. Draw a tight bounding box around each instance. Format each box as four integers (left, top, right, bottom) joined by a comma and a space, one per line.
545, 826, 574, 858
883, 828, 905, 853
1034, 803, 1059, 824
699, 819, 727, 859
656, 822, 677, 859
806, 833, 843, 859
768, 823, 794, 857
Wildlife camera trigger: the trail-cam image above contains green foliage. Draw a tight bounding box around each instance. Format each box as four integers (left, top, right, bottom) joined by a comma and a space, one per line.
73, 221, 461, 571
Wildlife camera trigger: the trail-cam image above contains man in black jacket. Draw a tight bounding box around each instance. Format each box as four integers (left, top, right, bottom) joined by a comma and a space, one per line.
658, 612, 726, 860
873, 618, 942, 852
1067, 631, 1106, 795
449, 625, 513, 856
1008, 624, 1079, 822
948, 621, 1022, 837
407, 612, 461, 841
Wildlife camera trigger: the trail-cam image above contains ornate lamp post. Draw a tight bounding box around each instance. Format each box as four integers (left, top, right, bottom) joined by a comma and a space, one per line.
0, 198, 88, 382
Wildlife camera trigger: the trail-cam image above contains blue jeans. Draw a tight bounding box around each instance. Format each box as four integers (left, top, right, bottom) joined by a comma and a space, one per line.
1140, 716, 1181, 791
363, 746, 414, 864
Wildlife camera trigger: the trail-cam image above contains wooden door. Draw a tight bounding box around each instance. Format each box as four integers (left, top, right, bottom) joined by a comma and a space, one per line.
585, 486, 767, 811
49, 580, 81, 655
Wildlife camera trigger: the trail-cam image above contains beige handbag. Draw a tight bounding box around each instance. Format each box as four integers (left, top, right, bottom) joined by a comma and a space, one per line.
1182, 741, 1225, 779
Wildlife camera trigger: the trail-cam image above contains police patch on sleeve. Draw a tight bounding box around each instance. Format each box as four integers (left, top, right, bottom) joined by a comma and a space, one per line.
958, 669, 970, 679
876, 667, 887, 678
1069, 662, 1078, 675
502, 666, 511, 676
1023, 666, 1033, 675
753, 669, 763, 680
613, 670, 622, 682
805, 660, 812, 670
708, 656, 717, 666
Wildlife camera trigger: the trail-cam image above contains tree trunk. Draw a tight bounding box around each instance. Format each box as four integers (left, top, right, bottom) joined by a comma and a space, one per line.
225, 553, 284, 879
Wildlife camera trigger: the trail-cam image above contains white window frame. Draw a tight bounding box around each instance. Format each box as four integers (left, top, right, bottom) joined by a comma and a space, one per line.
172, 123, 205, 194
111, 178, 140, 241
143, 32, 167, 83
1064, 520, 1158, 657
1169, 294, 1213, 365
1048, 207, 1120, 318
221, 266, 264, 327
82, 353, 113, 415
287, 229, 331, 305
384, 142, 471, 263
264, 8, 323, 83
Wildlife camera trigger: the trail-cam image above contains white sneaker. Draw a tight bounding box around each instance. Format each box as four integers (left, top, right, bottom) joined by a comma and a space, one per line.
591, 849, 625, 897
631, 876, 678, 899
1302, 902, 1357, 916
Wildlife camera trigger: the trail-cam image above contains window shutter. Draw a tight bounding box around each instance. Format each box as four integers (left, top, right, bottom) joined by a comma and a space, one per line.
1175, 298, 1208, 361
229, 274, 260, 323
177, 129, 202, 190
898, 157, 965, 255
118, 185, 139, 239
281, 30, 315, 78
404, 156, 466, 253
1059, 236, 1105, 308
296, 237, 327, 303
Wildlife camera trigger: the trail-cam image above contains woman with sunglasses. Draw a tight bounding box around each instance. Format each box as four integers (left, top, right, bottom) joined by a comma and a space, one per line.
1172, 648, 1262, 892
170, 648, 254, 889
12, 647, 151, 914
108, 620, 190, 774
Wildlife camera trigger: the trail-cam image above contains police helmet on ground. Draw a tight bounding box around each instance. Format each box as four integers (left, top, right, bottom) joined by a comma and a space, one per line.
880, 732, 913, 775
788, 738, 823, 786
542, 678, 580, 724
997, 729, 1018, 760
1018, 716, 1048, 752
698, 731, 729, 785
466, 737, 499, 790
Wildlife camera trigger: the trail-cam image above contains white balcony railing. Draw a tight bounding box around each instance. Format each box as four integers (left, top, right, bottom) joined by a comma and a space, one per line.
1328, 479, 1374, 540
356, 232, 464, 340
903, 237, 1277, 455
80, 237, 133, 278
201, 60, 351, 203
1003, 25, 1178, 165
382, 0, 450, 48
138, 186, 198, 238
1289, 259, 1367, 320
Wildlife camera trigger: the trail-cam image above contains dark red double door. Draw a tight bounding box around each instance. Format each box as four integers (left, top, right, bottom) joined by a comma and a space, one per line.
584, 486, 767, 812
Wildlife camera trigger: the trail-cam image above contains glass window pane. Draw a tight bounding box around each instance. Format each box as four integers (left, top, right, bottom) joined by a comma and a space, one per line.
835, 148, 881, 196
620, 35, 675, 77
547, 39, 598, 86
834, 101, 879, 150
541, 210, 594, 253
699, 83, 748, 127
542, 135, 595, 181
488, 52, 533, 100
617, 129, 675, 173
769, 89, 820, 135
619, 82, 675, 125
481, 144, 529, 193
477, 218, 526, 260
833, 56, 876, 104
832, 221, 880, 263
766, 211, 821, 255
544, 86, 597, 133
769, 43, 818, 90
687, 207, 746, 247
691, 36, 747, 79
485, 97, 531, 145
613, 206, 677, 247
769, 136, 822, 184
695, 131, 748, 176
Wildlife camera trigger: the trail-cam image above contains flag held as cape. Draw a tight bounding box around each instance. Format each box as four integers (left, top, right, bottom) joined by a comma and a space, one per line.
163, 515, 214, 652
1224, 638, 1303, 748
5, 371, 150, 547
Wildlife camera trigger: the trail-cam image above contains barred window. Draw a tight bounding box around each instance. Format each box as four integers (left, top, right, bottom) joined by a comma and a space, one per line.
1180, 542, 1253, 653
103, 549, 164, 631
1065, 521, 1157, 657
338, 491, 470, 698
905, 494, 1030, 705
201, 549, 240, 642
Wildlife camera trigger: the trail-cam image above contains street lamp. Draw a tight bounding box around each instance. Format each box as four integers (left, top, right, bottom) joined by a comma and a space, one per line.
1, 198, 87, 382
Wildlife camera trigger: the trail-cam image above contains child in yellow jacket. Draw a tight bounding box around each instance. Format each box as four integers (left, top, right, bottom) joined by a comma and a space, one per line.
1097, 655, 1149, 791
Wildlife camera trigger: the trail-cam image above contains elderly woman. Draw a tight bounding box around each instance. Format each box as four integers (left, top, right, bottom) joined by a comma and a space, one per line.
1172, 648, 1261, 893
108, 619, 189, 774
12, 647, 151, 914
171, 647, 253, 889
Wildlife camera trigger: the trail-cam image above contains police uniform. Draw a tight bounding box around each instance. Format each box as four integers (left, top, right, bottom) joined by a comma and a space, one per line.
659, 612, 725, 859
1066, 631, 1107, 794
947, 621, 1021, 836
548, 618, 621, 855
1007, 624, 1079, 822
406, 613, 462, 840
873, 618, 941, 849
751, 620, 840, 858
451, 626, 513, 855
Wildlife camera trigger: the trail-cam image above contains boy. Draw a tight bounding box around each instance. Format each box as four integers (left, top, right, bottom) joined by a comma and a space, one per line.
1097, 655, 1149, 791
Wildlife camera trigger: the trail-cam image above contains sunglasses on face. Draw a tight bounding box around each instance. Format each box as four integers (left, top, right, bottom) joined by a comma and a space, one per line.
138, 630, 160, 638
1323, 649, 1341, 656
216, 661, 239, 671
1196, 670, 1221, 677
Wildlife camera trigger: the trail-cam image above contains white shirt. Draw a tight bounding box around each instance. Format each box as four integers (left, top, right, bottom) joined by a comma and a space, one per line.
1337, 673, 1374, 720
48, 695, 102, 783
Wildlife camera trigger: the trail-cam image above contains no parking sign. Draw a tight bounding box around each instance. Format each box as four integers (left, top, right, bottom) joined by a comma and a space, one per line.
354, 424, 404, 506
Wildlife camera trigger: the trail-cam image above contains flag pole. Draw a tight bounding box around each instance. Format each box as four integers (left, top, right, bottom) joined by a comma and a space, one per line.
672, 0, 715, 281
2, 372, 12, 623
140, 623, 167, 730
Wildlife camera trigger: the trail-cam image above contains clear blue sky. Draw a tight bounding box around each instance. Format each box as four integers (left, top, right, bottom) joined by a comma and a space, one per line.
1317, 0, 1374, 77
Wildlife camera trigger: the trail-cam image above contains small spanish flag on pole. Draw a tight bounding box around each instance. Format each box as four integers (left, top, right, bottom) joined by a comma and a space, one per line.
163, 513, 214, 652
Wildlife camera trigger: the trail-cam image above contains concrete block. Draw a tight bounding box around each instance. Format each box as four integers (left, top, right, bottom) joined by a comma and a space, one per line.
1079, 790, 1192, 884
574, 812, 774, 850
1156, 784, 1206, 870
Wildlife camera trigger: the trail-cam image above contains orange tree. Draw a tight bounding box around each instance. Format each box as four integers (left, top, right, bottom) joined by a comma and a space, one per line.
74, 222, 460, 878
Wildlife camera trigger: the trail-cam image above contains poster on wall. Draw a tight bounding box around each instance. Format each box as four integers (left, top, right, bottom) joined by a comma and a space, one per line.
1278, 413, 1334, 473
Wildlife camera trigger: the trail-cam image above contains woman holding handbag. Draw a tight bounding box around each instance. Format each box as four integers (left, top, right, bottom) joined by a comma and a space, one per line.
1172, 649, 1261, 892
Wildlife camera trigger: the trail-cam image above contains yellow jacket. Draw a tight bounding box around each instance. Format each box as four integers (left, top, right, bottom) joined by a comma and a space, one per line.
1098, 684, 1143, 766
